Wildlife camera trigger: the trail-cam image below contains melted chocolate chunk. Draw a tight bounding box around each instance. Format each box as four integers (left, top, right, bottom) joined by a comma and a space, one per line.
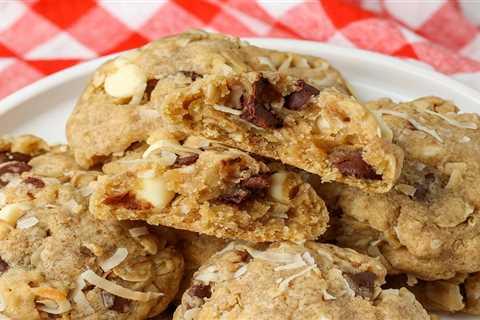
180, 71, 202, 81
240, 174, 271, 190
145, 79, 159, 100
0, 151, 31, 164
218, 188, 251, 205
188, 284, 212, 299
328, 150, 381, 180
103, 192, 153, 210
344, 271, 376, 299
23, 177, 45, 188
0, 257, 9, 274
0, 162, 32, 177
240, 77, 283, 129
174, 154, 199, 167
284, 80, 320, 110
219, 174, 271, 205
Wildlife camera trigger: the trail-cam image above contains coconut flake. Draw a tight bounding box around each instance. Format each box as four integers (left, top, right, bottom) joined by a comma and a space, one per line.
143, 140, 199, 159
274, 255, 306, 271
137, 170, 156, 179
278, 265, 315, 292
379, 109, 443, 142
36, 298, 71, 315
212, 104, 243, 116
0, 292, 5, 312
138, 109, 161, 119
99, 248, 128, 272
422, 109, 477, 129
16, 216, 39, 229
233, 265, 248, 279
72, 275, 94, 315
460, 136, 471, 143
128, 227, 149, 238
195, 265, 220, 283
257, 56, 276, 70
81, 270, 163, 301
245, 247, 299, 265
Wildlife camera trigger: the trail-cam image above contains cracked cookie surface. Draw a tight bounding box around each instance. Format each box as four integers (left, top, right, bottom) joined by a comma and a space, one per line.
174, 241, 430, 320
66, 30, 351, 169
0, 136, 183, 319
333, 97, 480, 280
89, 132, 329, 243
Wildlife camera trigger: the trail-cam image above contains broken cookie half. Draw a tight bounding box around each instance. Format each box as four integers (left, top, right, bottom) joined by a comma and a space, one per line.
159, 71, 403, 193
90, 132, 329, 243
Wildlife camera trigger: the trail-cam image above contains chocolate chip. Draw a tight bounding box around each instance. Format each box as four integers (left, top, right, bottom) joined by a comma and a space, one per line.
145, 79, 159, 100
0, 162, 32, 176
344, 271, 376, 299
0, 257, 9, 274
328, 150, 381, 180
284, 80, 320, 110
103, 192, 153, 210
180, 71, 202, 81
174, 154, 199, 167
101, 291, 130, 313
23, 177, 45, 188
188, 284, 211, 299
240, 77, 283, 129
218, 188, 251, 204
0, 151, 31, 164
240, 174, 271, 190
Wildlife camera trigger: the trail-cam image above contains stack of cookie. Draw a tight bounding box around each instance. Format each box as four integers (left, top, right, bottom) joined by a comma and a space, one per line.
0, 31, 476, 319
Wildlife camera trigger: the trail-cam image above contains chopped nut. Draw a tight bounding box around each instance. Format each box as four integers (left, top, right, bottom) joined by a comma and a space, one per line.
136, 177, 176, 209
174, 154, 199, 167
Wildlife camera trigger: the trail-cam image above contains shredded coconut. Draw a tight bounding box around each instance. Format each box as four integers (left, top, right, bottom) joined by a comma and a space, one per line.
81, 270, 163, 301
72, 275, 94, 315
379, 109, 443, 142
257, 56, 276, 70
422, 109, 477, 129
99, 248, 128, 272
16, 216, 39, 229
212, 104, 243, 116
128, 227, 149, 237
460, 136, 471, 143
195, 265, 220, 283
143, 140, 199, 159
233, 265, 248, 279
278, 265, 315, 292
0, 292, 5, 312
36, 299, 71, 315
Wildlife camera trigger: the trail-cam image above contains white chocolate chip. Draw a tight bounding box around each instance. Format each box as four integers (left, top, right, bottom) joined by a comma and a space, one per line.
136, 177, 175, 209
269, 171, 290, 204
0, 203, 31, 225
104, 64, 147, 98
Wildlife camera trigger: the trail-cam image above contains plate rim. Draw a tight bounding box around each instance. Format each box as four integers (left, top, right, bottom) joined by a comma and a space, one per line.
1, 37, 480, 114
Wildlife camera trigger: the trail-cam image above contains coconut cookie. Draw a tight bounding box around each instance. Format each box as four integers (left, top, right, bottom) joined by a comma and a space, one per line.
0, 140, 184, 319
174, 242, 430, 320
159, 71, 402, 193
66, 30, 351, 168
335, 97, 480, 280
89, 133, 329, 243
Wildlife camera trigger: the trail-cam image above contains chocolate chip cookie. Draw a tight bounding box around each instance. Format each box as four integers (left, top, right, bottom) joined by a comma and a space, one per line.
89, 131, 329, 243
0, 137, 184, 319
174, 242, 430, 320
334, 97, 480, 280
67, 30, 351, 169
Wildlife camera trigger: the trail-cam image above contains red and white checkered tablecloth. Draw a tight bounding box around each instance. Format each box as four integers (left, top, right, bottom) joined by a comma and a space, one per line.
0, 0, 479, 100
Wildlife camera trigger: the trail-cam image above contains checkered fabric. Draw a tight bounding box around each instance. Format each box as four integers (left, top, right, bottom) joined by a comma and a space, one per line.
1, 0, 479, 99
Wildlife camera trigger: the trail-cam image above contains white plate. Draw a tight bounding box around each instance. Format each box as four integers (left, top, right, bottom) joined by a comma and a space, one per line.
0, 38, 478, 319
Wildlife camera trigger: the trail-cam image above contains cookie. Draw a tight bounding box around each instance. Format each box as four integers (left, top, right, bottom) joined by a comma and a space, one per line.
386, 273, 480, 315
0, 137, 184, 319
89, 132, 329, 243
334, 97, 480, 280
66, 30, 351, 168
174, 241, 430, 320
158, 71, 402, 192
